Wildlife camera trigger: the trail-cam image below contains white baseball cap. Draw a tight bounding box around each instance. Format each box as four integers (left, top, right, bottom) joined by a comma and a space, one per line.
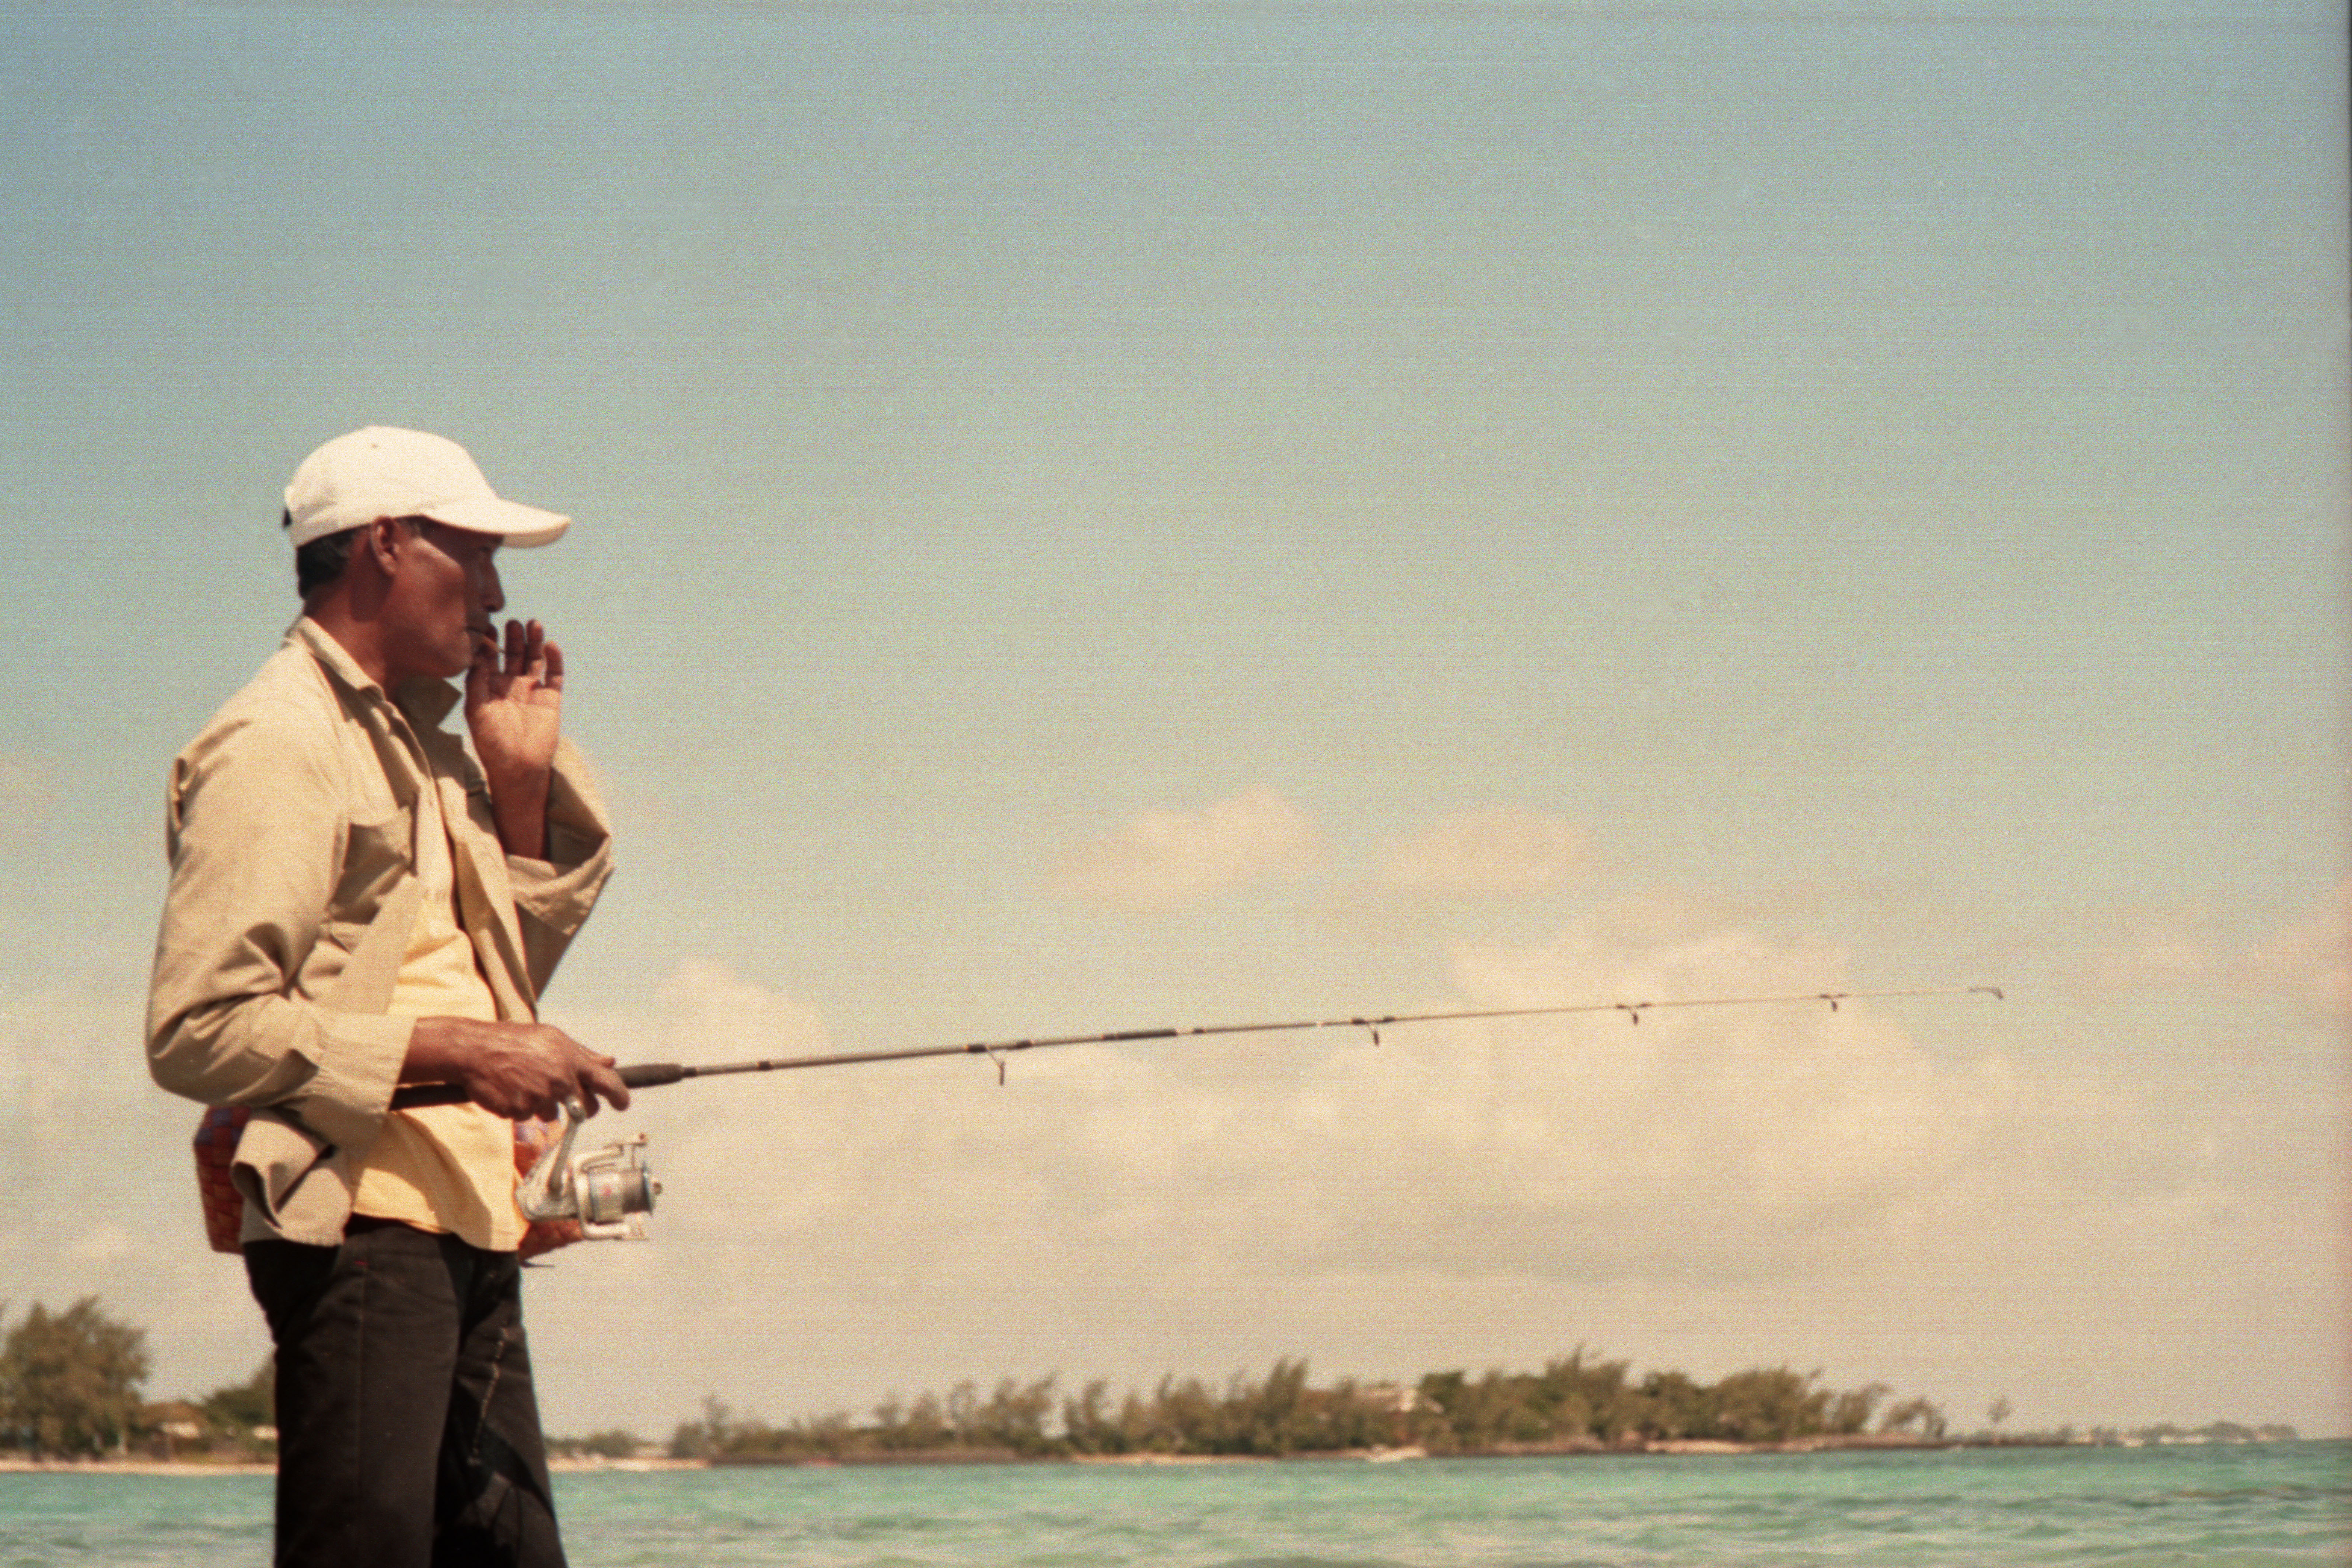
283, 426, 570, 549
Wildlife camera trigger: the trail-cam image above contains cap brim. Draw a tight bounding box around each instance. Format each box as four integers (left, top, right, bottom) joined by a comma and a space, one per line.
422, 495, 572, 548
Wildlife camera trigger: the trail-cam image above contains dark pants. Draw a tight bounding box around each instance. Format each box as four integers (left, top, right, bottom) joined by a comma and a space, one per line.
245, 1221, 567, 1568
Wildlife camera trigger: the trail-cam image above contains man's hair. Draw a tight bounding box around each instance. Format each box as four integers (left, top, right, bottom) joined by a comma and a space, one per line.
287, 509, 359, 599
287, 510, 427, 599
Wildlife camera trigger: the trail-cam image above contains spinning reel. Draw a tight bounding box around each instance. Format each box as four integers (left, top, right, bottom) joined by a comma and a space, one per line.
518, 1099, 660, 1240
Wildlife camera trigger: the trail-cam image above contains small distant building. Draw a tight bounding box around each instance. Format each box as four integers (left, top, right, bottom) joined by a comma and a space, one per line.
1356, 1383, 1433, 1415
140, 1401, 210, 1459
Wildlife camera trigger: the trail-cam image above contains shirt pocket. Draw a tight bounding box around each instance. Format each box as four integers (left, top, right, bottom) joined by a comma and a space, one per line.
319, 801, 415, 953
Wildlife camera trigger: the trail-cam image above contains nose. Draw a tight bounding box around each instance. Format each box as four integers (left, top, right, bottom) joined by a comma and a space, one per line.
478, 553, 506, 615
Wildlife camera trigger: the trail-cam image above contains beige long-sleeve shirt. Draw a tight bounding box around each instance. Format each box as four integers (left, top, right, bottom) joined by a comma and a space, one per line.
148, 618, 613, 1248
347, 767, 525, 1250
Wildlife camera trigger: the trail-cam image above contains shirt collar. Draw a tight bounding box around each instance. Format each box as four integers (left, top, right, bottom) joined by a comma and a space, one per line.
290, 617, 462, 727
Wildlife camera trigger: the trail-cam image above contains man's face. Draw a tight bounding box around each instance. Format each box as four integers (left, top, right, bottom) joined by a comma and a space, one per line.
380, 518, 505, 682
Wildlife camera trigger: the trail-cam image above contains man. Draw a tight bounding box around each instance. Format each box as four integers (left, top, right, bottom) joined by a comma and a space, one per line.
148, 426, 630, 1567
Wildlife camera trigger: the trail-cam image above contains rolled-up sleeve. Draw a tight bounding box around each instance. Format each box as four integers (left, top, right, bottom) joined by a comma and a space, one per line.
503, 735, 614, 994
146, 698, 412, 1155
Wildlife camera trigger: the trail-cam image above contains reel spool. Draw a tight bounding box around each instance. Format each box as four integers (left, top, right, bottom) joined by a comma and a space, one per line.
518, 1099, 659, 1240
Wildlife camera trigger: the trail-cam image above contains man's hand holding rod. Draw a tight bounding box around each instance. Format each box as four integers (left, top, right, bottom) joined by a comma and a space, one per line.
398, 1018, 630, 1120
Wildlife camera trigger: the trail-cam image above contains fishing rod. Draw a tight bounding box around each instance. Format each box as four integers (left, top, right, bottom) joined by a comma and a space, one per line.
606, 984, 2006, 1091
400, 984, 2003, 1240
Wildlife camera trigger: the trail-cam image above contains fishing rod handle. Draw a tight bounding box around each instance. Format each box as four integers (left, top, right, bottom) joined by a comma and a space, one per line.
389, 1061, 683, 1110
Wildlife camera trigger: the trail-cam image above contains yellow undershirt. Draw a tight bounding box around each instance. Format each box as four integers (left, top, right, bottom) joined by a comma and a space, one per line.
349, 779, 524, 1251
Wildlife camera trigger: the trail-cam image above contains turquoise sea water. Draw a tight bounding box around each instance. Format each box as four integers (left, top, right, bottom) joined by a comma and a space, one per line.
3, 1442, 2345, 1567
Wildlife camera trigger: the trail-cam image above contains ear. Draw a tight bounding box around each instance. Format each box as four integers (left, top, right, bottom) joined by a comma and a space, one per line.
360, 516, 408, 578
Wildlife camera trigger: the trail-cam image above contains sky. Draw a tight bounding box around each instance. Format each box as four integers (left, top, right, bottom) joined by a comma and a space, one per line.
1, 0, 2346, 1442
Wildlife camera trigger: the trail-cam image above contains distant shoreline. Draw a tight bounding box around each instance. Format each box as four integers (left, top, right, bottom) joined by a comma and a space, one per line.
0, 1455, 710, 1477
13, 1433, 2326, 1478
0, 1457, 279, 1476
699, 1433, 2025, 1467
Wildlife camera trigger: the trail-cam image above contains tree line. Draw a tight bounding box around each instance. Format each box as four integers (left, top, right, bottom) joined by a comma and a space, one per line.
0, 1298, 153, 1457
0, 1299, 2298, 1465
665, 1351, 1956, 1462
0, 1298, 271, 1460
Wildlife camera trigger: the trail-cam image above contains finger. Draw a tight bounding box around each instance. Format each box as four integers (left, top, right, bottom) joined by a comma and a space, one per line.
523, 621, 551, 689
487, 1084, 535, 1122
493, 1071, 551, 1123
541, 639, 564, 694
504, 617, 527, 678
580, 1055, 631, 1115
572, 1048, 635, 1124
465, 615, 501, 692
465, 635, 496, 706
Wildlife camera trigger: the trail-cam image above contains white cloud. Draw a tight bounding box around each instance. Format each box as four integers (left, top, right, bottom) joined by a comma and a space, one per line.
654, 956, 834, 1058
1365, 895, 2014, 1277
68, 1224, 138, 1263
2084, 904, 2220, 995
1376, 808, 1590, 894
2242, 879, 2351, 1013
1046, 786, 1322, 912
2082, 884, 2350, 1013
0, 750, 53, 836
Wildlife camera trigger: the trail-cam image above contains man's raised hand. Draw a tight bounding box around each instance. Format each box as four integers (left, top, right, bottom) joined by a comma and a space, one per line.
466, 618, 562, 856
